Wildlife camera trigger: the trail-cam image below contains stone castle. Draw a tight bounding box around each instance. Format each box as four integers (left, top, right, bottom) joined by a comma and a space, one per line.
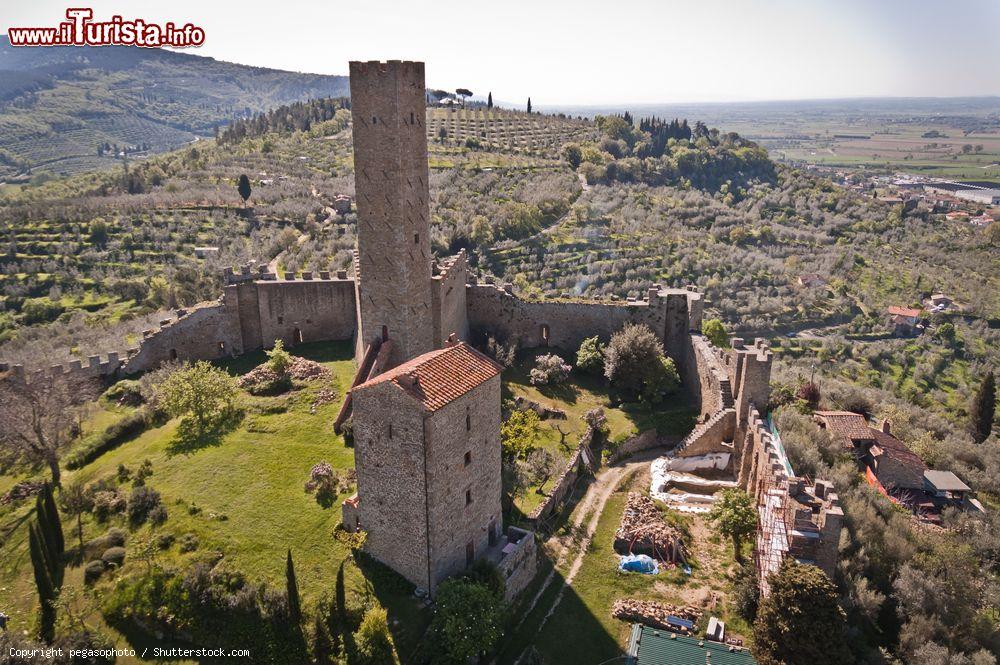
0, 60, 841, 598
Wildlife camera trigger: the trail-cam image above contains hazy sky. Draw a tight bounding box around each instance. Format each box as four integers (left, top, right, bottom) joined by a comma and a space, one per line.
7, 0, 1000, 104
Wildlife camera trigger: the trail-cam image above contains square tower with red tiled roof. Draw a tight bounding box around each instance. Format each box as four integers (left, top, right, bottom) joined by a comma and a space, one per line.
347, 340, 505, 595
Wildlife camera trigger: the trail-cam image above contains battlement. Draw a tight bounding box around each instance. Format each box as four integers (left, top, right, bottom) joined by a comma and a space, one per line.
223, 265, 352, 285
349, 60, 425, 78
432, 249, 467, 282
3, 350, 130, 384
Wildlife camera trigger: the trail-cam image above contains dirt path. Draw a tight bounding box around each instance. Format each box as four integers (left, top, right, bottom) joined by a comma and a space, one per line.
512, 448, 669, 637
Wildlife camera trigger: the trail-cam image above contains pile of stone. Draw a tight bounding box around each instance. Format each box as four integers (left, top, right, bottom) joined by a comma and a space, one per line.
238, 355, 329, 390
611, 599, 702, 634
614, 492, 685, 562
288, 356, 329, 381
1, 480, 44, 505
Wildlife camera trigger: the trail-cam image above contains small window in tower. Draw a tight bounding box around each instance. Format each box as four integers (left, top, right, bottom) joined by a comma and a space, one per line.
464, 451, 471, 466
388, 423, 393, 439
372, 116, 377, 124
410, 112, 415, 124
414, 233, 420, 244
465, 489, 472, 506
277, 316, 284, 325
466, 410, 471, 431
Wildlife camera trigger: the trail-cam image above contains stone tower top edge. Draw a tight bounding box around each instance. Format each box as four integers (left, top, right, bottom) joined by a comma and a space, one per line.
349, 60, 425, 76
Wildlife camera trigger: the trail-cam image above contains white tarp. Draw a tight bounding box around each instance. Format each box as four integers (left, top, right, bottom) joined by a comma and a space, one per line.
649, 454, 737, 513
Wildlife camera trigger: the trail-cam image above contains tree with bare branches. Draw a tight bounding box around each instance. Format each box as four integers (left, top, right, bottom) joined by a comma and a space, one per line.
0, 373, 97, 486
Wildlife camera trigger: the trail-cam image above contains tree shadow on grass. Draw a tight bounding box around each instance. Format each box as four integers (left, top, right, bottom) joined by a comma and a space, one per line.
165, 409, 243, 456
535, 381, 581, 405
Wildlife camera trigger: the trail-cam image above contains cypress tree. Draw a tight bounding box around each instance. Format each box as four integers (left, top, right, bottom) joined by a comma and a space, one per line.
487, 92, 493, 109
970, 371, 996, 443
286, 549, 301, 624
527, 97, 532, 114
28, 522, 57, 643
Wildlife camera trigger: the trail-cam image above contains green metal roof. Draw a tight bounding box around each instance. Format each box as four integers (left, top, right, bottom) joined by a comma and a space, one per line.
628, 623, 757, 665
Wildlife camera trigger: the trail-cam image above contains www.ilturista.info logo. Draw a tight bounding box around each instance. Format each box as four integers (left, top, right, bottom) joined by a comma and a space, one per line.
8, 8, 205, 48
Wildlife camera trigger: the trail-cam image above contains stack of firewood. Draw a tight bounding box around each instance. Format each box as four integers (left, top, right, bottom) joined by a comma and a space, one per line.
613, 492, 685, 562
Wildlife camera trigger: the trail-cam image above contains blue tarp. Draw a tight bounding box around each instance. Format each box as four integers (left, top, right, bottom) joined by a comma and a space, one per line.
619, 554, 659, 574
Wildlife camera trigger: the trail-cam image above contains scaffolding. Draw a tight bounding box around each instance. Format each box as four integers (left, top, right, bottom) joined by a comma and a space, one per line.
754, 487, 789, 597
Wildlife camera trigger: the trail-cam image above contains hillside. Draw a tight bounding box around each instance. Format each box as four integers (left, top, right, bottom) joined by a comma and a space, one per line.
0, 101, 996, 428
0, 38, 348, 180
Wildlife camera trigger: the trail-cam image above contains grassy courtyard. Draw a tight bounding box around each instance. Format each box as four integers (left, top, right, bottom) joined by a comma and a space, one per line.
0, 340, 429, 663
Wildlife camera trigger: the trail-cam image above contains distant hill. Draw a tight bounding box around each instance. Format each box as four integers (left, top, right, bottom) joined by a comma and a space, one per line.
0, 38, 348, 180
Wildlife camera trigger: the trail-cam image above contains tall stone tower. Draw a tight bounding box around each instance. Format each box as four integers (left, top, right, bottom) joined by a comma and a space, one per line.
350, 60, 435, 365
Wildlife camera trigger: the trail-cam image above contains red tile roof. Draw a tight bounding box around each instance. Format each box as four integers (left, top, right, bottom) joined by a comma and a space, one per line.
353, 341, 503, 411
887, 306, 922, 318
870, 429, 926, 470
814, 411, 873, 443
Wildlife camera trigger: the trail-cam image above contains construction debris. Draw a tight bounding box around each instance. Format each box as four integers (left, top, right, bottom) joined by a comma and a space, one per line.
611, 598, 702, 635
614, 492, 685, 563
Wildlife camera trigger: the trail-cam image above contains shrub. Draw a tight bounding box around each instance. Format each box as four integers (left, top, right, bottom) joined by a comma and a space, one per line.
530, 354, 571, 385
84, 527, 126, 558
91, 490, 126, 522
156, 533, 176, 550
605, 323, 662, 396
575, 336, 605, 375
733, 566, 760, 621
485, 335, 517, 368
127, 486, 162, 525
66, 406, 166, 470
428, 578, 505, 663
266, 339, 292, 375
84, 560, 106, 584
103, 379, 144, 406
702, 318, 730, 348
641, 356, 681, 404
179, 533, 199, 552
101, 546, 126, 567
133, 459, 154, 486
354, 605, 396, 665
796, 382, 821, 410
148, 504, 168, 526
100, 564, 309, 663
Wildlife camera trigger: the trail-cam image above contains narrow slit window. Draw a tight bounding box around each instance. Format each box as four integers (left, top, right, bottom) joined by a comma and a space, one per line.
464, 451, 472, 466
465, 489, 472, 505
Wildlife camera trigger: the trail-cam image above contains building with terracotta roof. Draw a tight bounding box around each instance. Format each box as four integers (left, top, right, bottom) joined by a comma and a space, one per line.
814, 411, 874, 449
886, 306, 923, 336
345, 339, 513, 595
866, 424, 927, 491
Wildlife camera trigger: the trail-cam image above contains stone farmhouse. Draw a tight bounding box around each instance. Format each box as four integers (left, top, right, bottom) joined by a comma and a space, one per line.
0, 60, 847, 599
814, 411, 984, 522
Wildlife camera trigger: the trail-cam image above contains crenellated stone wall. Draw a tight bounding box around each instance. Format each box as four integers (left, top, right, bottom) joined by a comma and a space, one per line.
431, 250, 470, 348
466, 281, 699, 364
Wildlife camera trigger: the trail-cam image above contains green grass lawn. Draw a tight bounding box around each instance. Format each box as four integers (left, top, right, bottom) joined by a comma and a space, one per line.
0, 340, 429, 663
